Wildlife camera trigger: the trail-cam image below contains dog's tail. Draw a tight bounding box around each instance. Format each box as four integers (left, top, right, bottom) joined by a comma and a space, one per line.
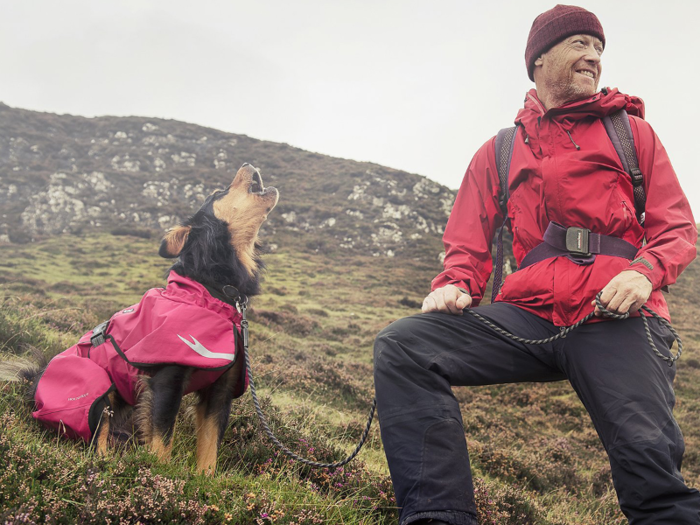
0, 346, 48, 403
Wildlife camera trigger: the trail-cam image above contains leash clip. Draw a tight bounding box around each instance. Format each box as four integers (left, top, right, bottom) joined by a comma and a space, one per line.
234, 295, 248, 314
222, 284, 248, 312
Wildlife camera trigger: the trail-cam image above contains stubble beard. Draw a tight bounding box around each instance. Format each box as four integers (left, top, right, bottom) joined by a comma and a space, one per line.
548, 73, 597, 108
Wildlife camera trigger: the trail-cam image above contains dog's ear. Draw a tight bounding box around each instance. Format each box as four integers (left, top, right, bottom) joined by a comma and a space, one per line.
159, 226, 191, 258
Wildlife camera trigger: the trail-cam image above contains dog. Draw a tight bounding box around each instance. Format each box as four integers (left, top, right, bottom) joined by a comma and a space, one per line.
16, 163, 278, 474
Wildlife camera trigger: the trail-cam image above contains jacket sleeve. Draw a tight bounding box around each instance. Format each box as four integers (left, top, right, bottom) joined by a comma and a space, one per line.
431, 137, 505, 305
627, 116, 697, 289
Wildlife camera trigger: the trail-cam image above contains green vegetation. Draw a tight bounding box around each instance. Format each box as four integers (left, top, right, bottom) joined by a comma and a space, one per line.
1, 232, 699, 524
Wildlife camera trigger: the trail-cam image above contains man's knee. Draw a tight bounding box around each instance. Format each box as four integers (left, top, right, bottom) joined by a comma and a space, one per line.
374, 315, 425, 371
610, 433, 700, 523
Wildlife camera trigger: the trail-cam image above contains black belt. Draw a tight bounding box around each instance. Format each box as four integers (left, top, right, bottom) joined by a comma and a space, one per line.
519, 222, 639, 270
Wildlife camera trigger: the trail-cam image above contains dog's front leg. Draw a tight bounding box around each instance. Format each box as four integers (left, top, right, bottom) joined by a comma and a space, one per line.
137, 366, 192, 463
94, 391, 119, 456
195, 357, 243, 474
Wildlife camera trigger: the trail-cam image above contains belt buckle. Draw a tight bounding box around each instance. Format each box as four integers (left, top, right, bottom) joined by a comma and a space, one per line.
90, 320, 109, 347
565, 227, 590, 257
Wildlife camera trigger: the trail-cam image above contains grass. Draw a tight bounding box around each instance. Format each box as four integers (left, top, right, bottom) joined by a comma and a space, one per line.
1, 232, 699, 523
0, 385, 392, 524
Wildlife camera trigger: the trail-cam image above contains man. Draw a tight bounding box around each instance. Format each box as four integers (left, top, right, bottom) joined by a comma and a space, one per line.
373, 5, 699, 525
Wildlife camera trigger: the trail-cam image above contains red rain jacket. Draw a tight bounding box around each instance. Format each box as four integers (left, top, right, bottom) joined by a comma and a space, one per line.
433, 88, 697, 326
33, 271, 246, 441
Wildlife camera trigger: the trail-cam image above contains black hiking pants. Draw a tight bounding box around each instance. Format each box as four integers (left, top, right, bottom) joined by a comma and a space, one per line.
373, 302, 700, 525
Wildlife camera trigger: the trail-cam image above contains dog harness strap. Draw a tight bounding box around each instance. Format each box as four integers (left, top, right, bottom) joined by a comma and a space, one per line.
519, 222, 639, 269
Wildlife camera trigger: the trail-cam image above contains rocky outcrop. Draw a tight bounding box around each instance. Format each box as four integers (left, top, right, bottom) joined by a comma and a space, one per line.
0, 103, 456, 259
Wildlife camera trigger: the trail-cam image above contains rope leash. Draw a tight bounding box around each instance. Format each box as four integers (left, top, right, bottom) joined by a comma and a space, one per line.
238, 301, 377, 469
466, 292, 681, 366
235, 291, 680, 469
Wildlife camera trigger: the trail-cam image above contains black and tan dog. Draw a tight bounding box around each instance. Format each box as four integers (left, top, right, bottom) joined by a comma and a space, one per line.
17, 163, 278, 474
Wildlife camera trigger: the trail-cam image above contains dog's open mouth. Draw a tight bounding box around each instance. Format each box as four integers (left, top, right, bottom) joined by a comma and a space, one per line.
250, 170, 274, 196
250, 171, 263, 194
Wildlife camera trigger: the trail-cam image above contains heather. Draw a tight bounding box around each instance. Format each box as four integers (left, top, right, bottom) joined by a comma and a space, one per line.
1, 232, 699, 523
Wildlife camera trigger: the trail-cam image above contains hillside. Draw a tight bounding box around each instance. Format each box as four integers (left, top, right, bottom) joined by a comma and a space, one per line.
0, 104, 698, 524
0, 103, 454, 260
1, 232, 698, 524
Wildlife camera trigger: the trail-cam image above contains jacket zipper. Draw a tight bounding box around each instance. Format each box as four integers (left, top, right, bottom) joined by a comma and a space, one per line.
566, 130, 580, 150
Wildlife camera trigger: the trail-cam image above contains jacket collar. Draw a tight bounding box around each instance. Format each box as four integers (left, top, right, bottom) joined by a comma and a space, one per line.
165, 271, 242, 321
515, 87, 645, 127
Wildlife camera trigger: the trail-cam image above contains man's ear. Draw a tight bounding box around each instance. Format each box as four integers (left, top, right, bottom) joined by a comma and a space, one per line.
534, 55, 544, 67
159, 225, 191, 258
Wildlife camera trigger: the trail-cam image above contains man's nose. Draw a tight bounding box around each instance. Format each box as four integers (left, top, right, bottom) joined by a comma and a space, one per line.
583, 47, 601, 64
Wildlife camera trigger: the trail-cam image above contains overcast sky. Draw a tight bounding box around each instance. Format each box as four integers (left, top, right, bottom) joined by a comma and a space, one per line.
1, 0, 698, 218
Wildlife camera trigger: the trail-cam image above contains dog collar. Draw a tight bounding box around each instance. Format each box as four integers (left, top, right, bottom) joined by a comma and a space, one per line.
204, 283, 248, 311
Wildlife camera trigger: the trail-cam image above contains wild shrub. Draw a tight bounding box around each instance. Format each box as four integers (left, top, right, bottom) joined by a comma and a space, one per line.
0, 298, 79, 357
254, 310, 320, 337
398, 296, 421, 309
304, 308, 329, 318
219, 398, 395, 511
110, 227, 153, 239
250, 353, 372, 411
474, 477, 542, 524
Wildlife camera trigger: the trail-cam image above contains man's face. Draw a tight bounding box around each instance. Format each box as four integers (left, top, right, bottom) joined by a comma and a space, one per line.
534, 34, 603, 108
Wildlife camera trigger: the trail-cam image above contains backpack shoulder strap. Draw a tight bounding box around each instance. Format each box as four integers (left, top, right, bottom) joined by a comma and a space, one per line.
602, 109, 646, 223
495, 125, 519, 216
491, 124, 519, 303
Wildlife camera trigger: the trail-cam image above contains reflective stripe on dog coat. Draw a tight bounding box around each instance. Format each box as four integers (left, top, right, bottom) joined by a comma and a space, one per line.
33, 271, 245, 442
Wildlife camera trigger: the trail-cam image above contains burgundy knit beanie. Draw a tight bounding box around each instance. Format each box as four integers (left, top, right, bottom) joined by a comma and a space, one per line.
525, 4, 605, 81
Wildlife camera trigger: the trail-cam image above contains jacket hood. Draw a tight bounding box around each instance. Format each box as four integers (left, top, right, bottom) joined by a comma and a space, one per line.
515, 88, 645, 129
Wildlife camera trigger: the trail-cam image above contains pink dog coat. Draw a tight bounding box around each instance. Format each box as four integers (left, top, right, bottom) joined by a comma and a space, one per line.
33, 271, 246, 442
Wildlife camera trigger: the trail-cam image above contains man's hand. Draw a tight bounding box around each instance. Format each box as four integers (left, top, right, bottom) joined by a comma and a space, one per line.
592, 270, 653, 316
422, 284, 472, 315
